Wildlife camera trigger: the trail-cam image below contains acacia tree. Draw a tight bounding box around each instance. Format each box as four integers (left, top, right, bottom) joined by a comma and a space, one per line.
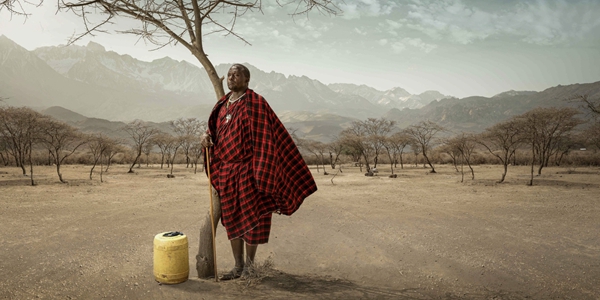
326, 138, 344, 170
382, 131, 410, 174
87, 133, 115, 182
122, 120, 159, 173
170, 118, 206, 168
303, 140, 327, 174
455, 133, 477, 181
477, 118, 525, 183
583, 121, 600, 152
38, 118, 87, 183
404, 121, 444, 173
444, 133, 477, 182
3, 0, 339, 279
189, 138, 205, 174
151, 132, 173, 169
519, 107, 581, 185
340, 120, 373, 172
0, 107, 43, 176
143, 141, 154, 167
364, 118, 396, 169
571, 94, 600, 116
103, 141, 125, 172
439, 141, 461, 172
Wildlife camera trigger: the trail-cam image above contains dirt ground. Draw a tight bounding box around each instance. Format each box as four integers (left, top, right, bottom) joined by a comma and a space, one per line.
0, 162, 599, 300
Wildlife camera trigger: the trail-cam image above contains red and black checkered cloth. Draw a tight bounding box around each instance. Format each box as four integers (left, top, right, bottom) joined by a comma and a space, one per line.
207, 89, 317, 244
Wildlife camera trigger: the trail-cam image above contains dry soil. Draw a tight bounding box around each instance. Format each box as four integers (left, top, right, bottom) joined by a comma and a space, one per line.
0, 163, 599, 299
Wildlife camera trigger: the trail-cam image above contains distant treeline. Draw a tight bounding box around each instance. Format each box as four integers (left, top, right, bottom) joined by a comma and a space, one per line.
1, 97, 599, 185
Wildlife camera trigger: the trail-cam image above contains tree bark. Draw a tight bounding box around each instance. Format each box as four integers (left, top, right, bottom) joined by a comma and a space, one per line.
196, 187, 221, 278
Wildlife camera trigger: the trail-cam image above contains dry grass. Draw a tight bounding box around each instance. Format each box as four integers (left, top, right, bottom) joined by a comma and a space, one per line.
237, 256, 276, 288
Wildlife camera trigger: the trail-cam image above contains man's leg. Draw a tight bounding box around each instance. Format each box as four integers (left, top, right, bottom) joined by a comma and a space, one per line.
220, 239, 244, 280
245, 244, 258, 265
231, 239, 245, 270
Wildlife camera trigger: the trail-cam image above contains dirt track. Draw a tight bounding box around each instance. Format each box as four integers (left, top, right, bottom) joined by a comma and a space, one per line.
1, 163, 599, 299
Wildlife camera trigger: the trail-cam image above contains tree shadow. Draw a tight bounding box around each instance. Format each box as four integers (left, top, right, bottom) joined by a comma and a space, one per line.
256, 271, 425, 299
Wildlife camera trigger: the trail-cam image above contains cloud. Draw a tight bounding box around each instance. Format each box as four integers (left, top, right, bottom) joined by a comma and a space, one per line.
354, 28, 368, 36
391, 41, 407, 53
337, 0, 396, 19
390, 38, 437, 53
403, 0, 600, 46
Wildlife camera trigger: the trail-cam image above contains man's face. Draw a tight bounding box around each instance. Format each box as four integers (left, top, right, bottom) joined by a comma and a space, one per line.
227, 66, 249, 92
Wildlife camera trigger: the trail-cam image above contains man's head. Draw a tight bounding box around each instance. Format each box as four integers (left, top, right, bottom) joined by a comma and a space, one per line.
227, 64, 250, 92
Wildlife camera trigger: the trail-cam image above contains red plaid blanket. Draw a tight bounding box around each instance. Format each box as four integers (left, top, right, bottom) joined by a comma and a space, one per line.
207, 89, 317, 216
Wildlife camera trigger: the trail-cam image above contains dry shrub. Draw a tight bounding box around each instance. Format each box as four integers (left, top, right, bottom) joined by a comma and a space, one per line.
237, 256, 276, 288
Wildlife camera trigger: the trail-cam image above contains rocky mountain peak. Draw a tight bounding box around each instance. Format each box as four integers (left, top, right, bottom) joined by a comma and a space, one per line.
86, 41, 106, 52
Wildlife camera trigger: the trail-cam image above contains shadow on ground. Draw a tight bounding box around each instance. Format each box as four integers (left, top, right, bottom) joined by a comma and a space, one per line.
168, 270, 536, 299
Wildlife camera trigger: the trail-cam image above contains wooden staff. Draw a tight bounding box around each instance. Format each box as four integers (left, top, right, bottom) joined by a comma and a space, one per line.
205, 147, 218, 281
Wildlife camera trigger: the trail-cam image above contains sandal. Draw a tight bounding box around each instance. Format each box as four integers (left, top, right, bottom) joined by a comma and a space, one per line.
219, 267, 243, 281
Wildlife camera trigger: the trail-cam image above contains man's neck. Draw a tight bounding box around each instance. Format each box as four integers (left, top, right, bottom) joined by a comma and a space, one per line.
229, 89, 247, 101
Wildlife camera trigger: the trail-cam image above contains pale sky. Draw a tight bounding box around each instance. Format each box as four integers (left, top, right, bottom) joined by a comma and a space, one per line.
1, 0, 599, 98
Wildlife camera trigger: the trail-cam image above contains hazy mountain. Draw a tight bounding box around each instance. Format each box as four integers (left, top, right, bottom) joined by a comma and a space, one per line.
492, 90, 537, 98
3, 36, 599, 143
39, 106, 175, 143
28, 39, 385, 120
384, 81, 600, 133
329, 83, 450, 110
0, 36, 214, 122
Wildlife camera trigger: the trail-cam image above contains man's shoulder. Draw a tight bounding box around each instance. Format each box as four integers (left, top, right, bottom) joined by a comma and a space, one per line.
247, 89, 266, 100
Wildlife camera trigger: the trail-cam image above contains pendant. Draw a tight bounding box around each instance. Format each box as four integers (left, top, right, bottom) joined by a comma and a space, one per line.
225, 114, 232, 123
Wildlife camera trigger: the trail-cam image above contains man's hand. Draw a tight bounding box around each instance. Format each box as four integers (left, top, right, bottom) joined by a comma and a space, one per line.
201, 133, 213, 148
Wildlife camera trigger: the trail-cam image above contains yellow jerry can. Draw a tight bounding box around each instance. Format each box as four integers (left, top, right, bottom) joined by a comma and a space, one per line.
153, 231, 189, 284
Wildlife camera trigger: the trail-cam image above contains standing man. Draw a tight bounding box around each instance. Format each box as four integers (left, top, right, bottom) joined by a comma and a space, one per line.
202, 64, 317, 280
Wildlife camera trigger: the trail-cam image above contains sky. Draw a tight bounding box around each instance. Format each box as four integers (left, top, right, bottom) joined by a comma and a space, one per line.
1, 0, 599, 98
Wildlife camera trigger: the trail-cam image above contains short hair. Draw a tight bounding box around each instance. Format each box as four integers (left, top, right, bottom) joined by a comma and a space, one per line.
231, 63, 250, 80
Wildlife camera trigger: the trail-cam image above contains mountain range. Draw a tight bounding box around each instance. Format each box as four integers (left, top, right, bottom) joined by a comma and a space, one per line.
1, 35, 599, 142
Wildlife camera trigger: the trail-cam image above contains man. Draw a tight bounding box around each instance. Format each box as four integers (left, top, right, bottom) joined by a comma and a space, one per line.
202, 64, 317, 280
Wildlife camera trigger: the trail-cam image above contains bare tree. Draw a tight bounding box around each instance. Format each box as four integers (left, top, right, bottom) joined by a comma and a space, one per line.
326, 138, 344, 170
303, 140, 327, 174
143, 140, 154, 167
382, 131, 410, 175
0, 107, 47, 185
189, 138, 205, 174
87, 133, 115, 182
583, 121, 600, 152
340, 121, 373, 173
170, 118, 206, 168
521, 107, 582, 176
404, 121, 444, 173
0, 107, 41, 175
38, 118, 87, 183
445, 133, 477, 182
363, 118, 395, 169
570, 94, 600, 116
103, 141, 124, 172
122, 120, 159, 173
151, 132, 172, 169
477, 118, 525, 183
439, 141, 461, 172
163, 135, 183, 175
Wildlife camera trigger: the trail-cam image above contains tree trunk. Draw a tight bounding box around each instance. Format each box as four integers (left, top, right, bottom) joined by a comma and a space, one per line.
499, 163, 508, 183
90, 157, 99, 180
196, 187, 222, 278
423, 152, 436, 173
529, 142, 535, 186
100, 157, 104, 183
56, 163, 66, 183
129, 153, 141, 173
28, 142, 35, 186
